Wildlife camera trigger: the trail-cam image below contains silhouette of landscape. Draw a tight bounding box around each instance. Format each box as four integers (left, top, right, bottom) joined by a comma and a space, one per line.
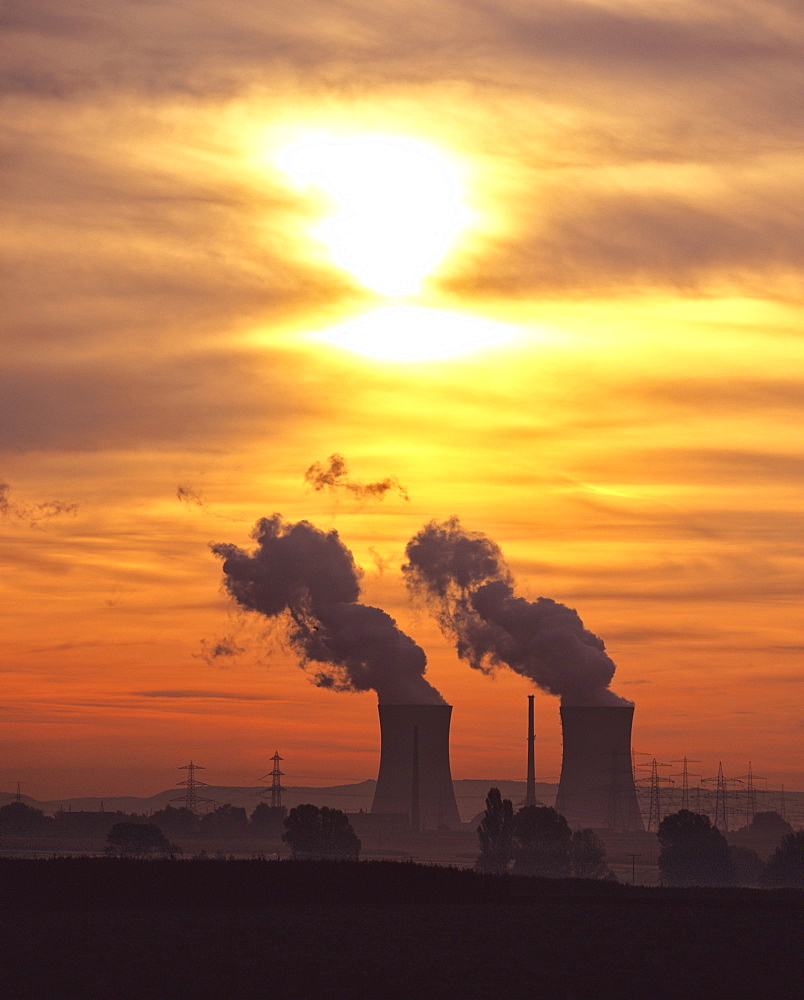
3, 857, 802, 999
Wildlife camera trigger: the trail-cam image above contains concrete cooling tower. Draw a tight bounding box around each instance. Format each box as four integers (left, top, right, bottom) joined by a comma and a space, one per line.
554, 705, 644, 832
371, 704, 462, 830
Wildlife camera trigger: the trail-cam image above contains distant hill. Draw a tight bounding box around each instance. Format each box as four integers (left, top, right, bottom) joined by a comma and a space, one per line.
4, 781, 801, 827
0, 780, 379, 820
0, 779, 558, 824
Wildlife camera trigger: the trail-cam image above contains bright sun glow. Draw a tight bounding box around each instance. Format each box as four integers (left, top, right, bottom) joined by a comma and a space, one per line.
275, 132, 472, 297
308, 305, 518, 362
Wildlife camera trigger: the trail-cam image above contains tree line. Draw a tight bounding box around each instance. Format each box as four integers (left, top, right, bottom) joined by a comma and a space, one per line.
4, 792, 803, 886
475, 787, 804, 887
0, 800, 288, 840
106, 803, 361, 860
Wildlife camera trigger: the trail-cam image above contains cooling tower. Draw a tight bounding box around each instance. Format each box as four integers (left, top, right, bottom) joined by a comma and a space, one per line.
555, 705, 644, 831
371, 704, 462, 830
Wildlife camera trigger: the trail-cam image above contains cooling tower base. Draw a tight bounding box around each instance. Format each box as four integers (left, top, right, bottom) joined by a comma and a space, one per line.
371, 704, 462, 831
555, 705, 644, 832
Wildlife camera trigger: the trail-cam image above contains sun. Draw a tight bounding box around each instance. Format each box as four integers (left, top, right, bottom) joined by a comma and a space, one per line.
274, 132, 472, 297
308, 305, 518, 363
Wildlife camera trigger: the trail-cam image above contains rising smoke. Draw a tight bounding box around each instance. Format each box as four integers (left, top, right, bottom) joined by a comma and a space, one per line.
0, 481, 78, 527
304, 454, 410, 502
212, 514, 444, 705
402, 517, 630, 707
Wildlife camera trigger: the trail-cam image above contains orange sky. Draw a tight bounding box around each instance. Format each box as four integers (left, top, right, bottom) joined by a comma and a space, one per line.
2, 0, 803, 800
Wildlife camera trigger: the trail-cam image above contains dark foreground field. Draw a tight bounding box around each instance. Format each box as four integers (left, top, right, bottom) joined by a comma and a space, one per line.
2, 859, 801, 1000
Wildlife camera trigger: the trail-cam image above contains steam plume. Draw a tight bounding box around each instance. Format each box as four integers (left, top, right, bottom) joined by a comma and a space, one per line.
304, 454, 410, 502
195, 634, 245, 665
0, 481, 78, 527
177, 484, 207, 509
212, 514, 443, 704
403, 517, 629, 707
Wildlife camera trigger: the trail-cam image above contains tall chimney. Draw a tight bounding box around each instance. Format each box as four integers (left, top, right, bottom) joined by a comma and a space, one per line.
526, 695, 536, 807
555, 705, 644, 831
371, 704, 462, 830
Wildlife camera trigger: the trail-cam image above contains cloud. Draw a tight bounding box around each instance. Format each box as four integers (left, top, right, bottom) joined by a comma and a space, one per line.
0, 481, 78, 526
4, 0, 803, 332
176, 485, 207, 509
194, 635, 246, 666
304, 453, 410, 502
136, 689, 280, 701
444, 176, 804, 298
28, 640, 151, 653
0, 349, 325, 452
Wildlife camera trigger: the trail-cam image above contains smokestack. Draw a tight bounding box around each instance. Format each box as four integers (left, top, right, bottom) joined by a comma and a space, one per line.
555, 705, 644, 831
371, 704, 462, 830
526, 695, 536, 807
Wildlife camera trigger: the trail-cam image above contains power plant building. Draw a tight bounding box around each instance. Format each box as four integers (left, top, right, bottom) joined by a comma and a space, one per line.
555, 705, 644, 831
371, 703, 462, 830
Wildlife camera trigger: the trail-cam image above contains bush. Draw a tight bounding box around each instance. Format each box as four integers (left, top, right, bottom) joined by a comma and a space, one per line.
762, 831, 804, 888
200, 804, 249, 838
658, 810, 734, 886
282, 805, 360, 859
728, 845, 764, 886
0, 802, 50, 836
250, 803, 287, 836
149, 806, 199, 836
105, 822, 180, 859
570, 829, 607, 879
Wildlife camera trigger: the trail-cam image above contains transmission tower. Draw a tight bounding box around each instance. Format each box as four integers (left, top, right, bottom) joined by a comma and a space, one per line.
671, 757, 701, 812
646, 759, 672, 832
173, 761, 214, 814
260, 751, 284, 809
714, 762, 727, 831
703, 762, 742, 832
15, 781, 22, 803
735, 762, 765, 828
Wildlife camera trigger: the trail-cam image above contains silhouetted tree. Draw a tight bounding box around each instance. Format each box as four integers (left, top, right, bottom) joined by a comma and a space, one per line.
282, 804, 361, 859
747, 811, 794, 837
762, 831, 804, 888
200, 804, 249, 838
570, 828, 607, 879
511, 806, 571, 877
250, 803, 287, 836
0, 801, 50, 835
150, 805, 198, 835
729, 844, 764, 886
475, 787, 514, 874
730, 810, 794, 856
657, 810, 734, 886
105, 822, 180, 858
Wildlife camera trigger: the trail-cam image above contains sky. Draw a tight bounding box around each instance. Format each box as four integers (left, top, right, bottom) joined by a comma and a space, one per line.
2, 0, 803, 801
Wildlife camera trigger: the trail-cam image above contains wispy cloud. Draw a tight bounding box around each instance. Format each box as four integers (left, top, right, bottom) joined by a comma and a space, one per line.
136, 689, 281, 701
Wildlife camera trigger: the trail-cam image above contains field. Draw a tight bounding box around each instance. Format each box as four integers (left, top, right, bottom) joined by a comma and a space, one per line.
2, 858, 801, 999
